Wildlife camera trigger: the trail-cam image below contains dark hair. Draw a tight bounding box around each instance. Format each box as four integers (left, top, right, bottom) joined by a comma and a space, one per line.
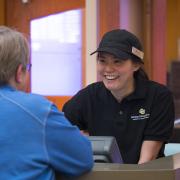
134, 67, 149, 80
97, 51, 149, 81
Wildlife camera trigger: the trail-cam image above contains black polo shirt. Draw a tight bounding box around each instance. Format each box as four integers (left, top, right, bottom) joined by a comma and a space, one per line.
62, 79, 174, 164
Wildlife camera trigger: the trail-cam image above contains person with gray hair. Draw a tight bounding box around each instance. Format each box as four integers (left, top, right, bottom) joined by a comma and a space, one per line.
0, 26, 93, 180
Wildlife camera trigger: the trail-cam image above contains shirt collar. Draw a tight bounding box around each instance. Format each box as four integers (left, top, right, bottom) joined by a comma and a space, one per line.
125, 78, 148, 101
0, 84, 16, 91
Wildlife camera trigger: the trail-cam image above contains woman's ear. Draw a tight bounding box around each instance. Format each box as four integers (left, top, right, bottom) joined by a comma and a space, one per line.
15, 64, 24, 83
133, 63, 141, 72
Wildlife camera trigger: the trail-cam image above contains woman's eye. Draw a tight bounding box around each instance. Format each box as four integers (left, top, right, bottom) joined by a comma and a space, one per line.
98, 59, 105, 63
114, 59, 124, 64
114, 60, 121, 64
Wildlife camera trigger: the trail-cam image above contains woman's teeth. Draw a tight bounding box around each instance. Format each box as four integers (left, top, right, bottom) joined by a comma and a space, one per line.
105, 75, 118, 80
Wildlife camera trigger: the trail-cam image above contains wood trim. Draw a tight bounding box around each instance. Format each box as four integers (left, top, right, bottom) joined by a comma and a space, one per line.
143, 0, 152, 79
96, 0, 120, 81
0, 0, 5, 24
97, 0, 120, 42
82, 8, 86, 87
143, 0, 167, 84
166, 0, 179, 67
46, 96, 72, 110
151, 0, 167, 84
5, 0, 85, 34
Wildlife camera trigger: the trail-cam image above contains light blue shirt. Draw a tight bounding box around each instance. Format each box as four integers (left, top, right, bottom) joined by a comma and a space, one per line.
0, 85, 93, 180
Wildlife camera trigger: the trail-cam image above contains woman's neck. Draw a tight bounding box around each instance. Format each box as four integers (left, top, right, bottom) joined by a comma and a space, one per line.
111, 79, 135, 103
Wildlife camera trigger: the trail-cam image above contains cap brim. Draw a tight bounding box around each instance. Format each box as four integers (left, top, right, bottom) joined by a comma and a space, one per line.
90, 47, 131, 60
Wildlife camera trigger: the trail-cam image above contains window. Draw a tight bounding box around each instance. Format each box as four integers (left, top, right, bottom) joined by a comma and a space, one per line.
30, 9, 82, 96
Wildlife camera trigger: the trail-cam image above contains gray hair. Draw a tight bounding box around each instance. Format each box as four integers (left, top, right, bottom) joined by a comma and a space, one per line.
0, 26, 29, 85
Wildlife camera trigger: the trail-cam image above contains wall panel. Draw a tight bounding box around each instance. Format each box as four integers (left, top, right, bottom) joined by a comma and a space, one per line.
0, 0, 5, 25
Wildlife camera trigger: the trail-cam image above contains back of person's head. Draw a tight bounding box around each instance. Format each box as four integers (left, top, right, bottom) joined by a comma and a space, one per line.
91, 29, 149, 80
0, 26, 29, 85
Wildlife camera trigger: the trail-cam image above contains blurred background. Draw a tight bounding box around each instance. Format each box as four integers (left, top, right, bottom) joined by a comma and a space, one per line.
0, 0, 180, 122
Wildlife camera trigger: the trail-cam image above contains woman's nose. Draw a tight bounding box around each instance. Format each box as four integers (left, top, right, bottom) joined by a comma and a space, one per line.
104, 63, 115, 72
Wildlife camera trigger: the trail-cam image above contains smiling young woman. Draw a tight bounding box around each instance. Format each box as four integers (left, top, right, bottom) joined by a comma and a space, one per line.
97, 52, 140, 102
62, 29, 175, 164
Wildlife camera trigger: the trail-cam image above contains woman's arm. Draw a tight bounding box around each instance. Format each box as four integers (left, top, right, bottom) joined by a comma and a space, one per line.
138, 140, 163, 164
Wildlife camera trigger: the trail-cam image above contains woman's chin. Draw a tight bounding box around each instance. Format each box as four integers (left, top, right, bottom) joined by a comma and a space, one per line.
104, 83, 118, 91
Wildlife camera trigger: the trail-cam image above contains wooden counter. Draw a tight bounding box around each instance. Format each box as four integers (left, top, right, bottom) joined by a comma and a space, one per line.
57, 153, 180, 180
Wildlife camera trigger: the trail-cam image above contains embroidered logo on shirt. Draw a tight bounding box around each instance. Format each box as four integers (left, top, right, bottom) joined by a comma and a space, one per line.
139, 108, 145, 115
131, 108, 150, 121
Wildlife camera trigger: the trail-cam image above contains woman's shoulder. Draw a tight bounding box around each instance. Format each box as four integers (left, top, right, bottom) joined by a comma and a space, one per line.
146, 80, 172, 95
148, 80, 170, 89
68, 81, 108, 104
78, 81, 106, 95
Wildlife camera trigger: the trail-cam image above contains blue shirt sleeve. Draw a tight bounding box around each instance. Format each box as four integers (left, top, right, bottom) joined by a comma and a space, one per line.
45, 104, 94, 177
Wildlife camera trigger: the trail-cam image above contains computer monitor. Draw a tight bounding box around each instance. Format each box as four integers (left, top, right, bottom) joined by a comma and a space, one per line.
88, 136, 123, 163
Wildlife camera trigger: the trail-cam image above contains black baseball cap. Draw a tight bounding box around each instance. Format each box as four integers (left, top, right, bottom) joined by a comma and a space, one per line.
90, 29, 144, 63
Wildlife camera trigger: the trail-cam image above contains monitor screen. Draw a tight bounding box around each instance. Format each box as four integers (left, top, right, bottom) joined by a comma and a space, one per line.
88, 136, 123, 163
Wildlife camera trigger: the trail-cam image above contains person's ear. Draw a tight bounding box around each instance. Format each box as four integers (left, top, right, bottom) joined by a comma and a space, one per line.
133, 63, 141, 72
15, 64, 25, 83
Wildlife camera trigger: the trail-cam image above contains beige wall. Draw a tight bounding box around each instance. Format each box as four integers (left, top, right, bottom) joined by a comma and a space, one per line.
0, 0, 5, 25
85, 0, 97, 85
120, 0, 143, 42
